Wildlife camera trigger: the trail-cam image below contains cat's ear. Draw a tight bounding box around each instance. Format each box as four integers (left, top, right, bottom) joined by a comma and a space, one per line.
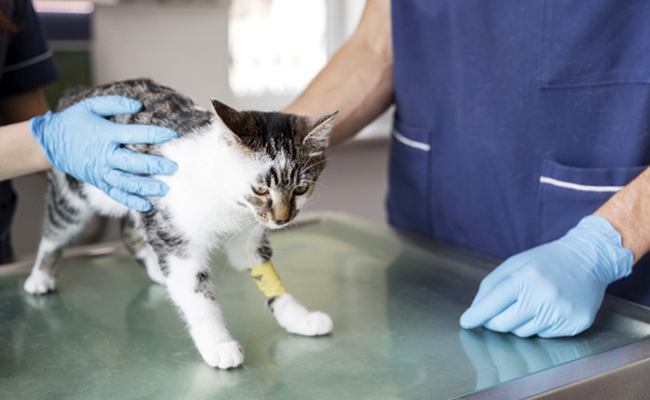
303, 111, 338, 154
211, 99, 248, 144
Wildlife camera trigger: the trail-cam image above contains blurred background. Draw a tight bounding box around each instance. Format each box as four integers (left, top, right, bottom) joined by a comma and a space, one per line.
10, 0, 391, 259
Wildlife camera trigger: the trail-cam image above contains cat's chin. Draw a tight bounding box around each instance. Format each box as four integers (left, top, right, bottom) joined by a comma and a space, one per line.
254, 219, 293, 230
264, 222, 289, 231
251, 215, 295, 230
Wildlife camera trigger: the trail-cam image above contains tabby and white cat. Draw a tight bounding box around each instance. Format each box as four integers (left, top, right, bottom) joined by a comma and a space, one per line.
23, 79, 335, 369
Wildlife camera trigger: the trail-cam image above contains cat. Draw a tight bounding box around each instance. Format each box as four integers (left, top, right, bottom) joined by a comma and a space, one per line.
23, 79, 336, 369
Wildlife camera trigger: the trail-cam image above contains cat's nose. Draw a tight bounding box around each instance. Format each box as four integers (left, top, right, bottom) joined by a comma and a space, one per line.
275, 218, 289, 226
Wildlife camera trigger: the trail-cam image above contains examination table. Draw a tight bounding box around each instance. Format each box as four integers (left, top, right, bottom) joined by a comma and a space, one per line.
1, 212, 650, 400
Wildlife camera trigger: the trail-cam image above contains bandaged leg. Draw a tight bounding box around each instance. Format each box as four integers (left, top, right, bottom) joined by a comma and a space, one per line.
250, 261, 287, 297
250, 261, 332, 336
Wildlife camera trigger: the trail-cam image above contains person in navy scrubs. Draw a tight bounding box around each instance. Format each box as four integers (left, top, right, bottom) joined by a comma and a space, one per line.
0, 0, 178, 264
288, 0, 650, 338
0, 0, 57, 263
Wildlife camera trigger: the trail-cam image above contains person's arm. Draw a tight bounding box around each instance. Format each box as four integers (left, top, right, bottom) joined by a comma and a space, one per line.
459, 170, 650, 338
594, 167, 650, 262
0, 88, 52, 180
0, 91, 180, 212
285, 0, 393, 146
0, 120, 50, 180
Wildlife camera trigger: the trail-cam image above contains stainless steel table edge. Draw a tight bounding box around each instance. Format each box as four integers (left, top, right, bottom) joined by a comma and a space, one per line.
458, 336, 650, 400
0, 242, 126, 274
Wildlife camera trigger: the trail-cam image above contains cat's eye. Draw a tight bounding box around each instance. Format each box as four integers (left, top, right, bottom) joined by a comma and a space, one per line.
252, 186, 269, 196
293, 185, 309, 196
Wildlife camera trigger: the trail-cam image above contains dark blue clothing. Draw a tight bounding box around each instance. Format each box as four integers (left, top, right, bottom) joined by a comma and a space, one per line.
0, 0, 59, 264
387, 0, 650, 305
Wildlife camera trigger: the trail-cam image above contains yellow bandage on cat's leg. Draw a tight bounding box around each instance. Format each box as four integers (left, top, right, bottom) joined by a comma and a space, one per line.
253, 261, 333, 336
250, 261, 287, 298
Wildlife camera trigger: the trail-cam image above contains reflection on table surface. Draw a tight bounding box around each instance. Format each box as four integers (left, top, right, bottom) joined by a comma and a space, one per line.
1, 213, 650, 400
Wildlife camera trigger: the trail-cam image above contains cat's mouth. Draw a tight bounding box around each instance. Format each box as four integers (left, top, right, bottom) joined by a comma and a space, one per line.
258, 217, 292, 230
255, 211, 298, 230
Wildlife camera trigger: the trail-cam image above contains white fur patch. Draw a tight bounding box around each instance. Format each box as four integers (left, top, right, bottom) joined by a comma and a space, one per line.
84, 185, 130, 218
24, 269, 57, 294
165, 254, 243, 368
272, 293, 333, 336
154, 122, 266, 247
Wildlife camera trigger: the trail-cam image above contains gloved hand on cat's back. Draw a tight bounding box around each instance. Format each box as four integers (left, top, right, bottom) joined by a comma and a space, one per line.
29, 96, 179, 212
460, 215, 633, 338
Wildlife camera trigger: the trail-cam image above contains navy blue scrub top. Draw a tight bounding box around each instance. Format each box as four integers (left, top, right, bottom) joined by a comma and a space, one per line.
0, 0, 59, 264
387, 0, 650, 305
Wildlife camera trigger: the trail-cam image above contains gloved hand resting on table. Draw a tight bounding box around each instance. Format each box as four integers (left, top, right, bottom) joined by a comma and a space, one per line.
460, 215, 633, 338
30, 96, 178, 212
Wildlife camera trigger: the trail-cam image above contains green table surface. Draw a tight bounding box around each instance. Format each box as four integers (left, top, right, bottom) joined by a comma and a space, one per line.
2, 212, 650, 400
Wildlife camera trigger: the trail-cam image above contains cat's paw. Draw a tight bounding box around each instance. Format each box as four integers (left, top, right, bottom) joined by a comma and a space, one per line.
287, 311, 333, 336
24, 270, 57, 295
197, 340, 244, 369
272, 294, 333, 336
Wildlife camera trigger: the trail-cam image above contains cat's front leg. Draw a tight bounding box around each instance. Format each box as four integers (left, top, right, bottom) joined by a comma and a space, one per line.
225, 229, 333, 337
254, 264, 333, 336
164, 253, 243, 369
120, 215, 166, 285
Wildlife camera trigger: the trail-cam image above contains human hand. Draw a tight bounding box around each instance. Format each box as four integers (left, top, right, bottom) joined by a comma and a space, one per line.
30, 96, 178, 212
460, 216, 633, 337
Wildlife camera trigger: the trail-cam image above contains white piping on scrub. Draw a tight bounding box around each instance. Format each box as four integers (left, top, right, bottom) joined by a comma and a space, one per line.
392, 130, 431, 152
539, 176, 624, 193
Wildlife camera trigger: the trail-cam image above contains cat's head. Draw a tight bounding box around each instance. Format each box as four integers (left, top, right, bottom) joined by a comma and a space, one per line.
212, 100, 337, 229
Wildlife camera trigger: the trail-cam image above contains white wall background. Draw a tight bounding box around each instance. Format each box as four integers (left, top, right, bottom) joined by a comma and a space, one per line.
93, 6, 232, 109
93, 1, 366, 108
93, 1, 389, 134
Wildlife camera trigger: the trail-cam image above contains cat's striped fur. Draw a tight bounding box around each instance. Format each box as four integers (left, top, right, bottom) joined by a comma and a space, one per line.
24, 79, 336, 369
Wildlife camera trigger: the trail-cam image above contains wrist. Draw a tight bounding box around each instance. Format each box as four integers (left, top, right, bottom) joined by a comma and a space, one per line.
29, 112, 55, 168
567, 215, 633, 283
593, 168, 650, 262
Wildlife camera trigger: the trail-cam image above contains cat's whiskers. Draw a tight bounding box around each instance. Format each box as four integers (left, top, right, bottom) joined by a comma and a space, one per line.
220, 217, 257, 250
302, 156, 333, 174
303, 198, 322, 210
312, 181, 328, 190
301, 188, 326, 212
245, 224, 262, 257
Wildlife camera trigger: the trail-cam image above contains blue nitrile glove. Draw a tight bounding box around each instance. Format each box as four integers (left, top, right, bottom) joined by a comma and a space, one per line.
30, 96, 178, 212
460, 216, 633, 338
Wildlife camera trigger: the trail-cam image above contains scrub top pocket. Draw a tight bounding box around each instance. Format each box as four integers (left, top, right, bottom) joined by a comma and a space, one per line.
537, 159, 646, 244
386, 120, 432, 237
539, 0, 650, 88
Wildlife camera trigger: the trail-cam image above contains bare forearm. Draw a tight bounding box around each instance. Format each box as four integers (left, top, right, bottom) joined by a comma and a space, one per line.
285, 0, 393, 147
0, 120, 51, 180
594, 167, 650, 262
0, 89, 51, 180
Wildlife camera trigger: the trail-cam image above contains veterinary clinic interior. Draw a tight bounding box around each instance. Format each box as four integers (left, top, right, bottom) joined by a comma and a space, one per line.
2, 1, 650, 399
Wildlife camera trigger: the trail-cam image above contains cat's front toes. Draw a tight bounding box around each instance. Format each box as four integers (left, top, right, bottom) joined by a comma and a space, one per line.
24, 270, 57, 295
288, 311, 333, 337
272, 294, 333, 336
198, 340, 244, 369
